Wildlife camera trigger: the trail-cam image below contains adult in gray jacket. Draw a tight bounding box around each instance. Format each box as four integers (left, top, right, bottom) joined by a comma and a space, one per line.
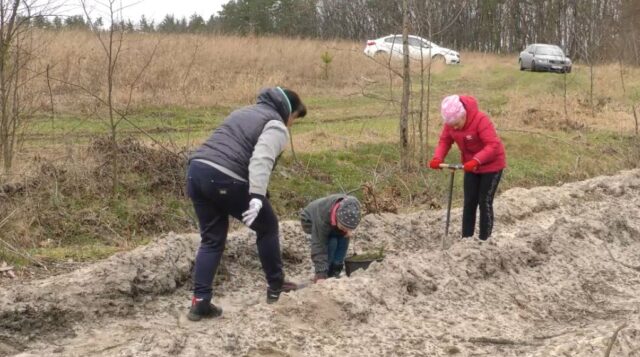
186, 87, 306, 321
300, 194, 361, 282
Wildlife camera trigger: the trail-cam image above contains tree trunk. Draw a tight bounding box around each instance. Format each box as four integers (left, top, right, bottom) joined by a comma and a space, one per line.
0, 0, 22, 174
633, 104, 638, 137
590, 62, 594, 118
108, 25, 118, 197
419, 51, 425, 163
563, 69, 568, 122
425, 22, 433, 159
400, 0, 410, 170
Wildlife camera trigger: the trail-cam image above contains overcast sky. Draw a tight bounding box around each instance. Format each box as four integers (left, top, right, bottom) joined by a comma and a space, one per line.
64, 0, 231, 23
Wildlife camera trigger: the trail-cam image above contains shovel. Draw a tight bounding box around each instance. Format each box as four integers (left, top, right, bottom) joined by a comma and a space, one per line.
439, 163, 463, 249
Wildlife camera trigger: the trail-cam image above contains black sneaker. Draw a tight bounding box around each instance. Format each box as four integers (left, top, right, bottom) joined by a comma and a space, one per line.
327, 263, 344, 278
266, 281, 299, 304
187, 297, 223, 321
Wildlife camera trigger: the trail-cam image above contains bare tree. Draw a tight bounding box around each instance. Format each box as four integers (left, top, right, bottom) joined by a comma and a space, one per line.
0, 0, 57, 174
618, 54, 638, 137
414, 1, 466, 166
77, 0, 160, 196
615, 2, 639, 137
0, 0, 22, 174
399, 0, 410, 170
575, 2, 602, 119
562, 1, 569, 122
180, 38, 201, 151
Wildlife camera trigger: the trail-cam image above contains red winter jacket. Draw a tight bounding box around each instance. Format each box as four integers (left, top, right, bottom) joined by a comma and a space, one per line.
433, 95, 506, 174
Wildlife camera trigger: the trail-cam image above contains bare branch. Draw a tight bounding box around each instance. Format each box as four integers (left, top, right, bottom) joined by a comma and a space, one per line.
118, 38, 161, 124
604, 243, 640, 272
604, 323, 628, 357
44, 73, 182, 158
81, 0, 109, 58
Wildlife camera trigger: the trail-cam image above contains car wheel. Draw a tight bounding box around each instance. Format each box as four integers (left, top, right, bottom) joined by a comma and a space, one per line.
566, 67, 572, 73
519, 59, 524, 71
531, 61, 536, 72
430, 55, 446, 66
373, 51, 388, 62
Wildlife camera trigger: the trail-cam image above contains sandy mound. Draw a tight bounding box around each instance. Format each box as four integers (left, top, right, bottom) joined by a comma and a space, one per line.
1, 169, 639, 356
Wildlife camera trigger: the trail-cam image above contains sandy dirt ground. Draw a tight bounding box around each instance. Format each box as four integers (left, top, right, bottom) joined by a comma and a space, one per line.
1, 169, 639, 357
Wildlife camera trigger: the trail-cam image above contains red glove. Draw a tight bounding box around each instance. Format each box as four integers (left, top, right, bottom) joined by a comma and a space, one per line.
428, 158, 443, 170
463, 159, 479, 172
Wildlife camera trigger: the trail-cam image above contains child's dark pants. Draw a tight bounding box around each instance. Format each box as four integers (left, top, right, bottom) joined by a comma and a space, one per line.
462, 170, 503, 240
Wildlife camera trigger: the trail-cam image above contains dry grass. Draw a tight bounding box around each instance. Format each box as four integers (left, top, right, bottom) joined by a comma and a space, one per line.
8, 31, 638, 167
0, 137, 190, 253
24, 30, 638, 134
34, 31, 386, 110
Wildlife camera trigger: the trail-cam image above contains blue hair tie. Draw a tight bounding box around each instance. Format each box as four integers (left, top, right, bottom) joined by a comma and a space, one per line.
276, 86, 292, 116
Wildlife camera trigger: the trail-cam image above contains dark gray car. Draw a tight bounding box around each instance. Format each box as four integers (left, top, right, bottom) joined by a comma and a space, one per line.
519, 44, 572, 73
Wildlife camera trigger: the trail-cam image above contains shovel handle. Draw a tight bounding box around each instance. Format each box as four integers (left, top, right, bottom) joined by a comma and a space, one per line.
439, 163, 463, 170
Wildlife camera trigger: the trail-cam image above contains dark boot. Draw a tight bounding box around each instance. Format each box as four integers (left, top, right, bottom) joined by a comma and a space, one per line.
327, 263, 344, 278
187, 297, 223, 321
266, 281, 299, 304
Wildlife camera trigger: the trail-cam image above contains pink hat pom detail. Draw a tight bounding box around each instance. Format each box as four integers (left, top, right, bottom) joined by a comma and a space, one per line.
441, 95, 466, 125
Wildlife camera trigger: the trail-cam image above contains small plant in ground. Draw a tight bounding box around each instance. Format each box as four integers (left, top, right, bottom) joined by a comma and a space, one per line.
321, 51, 333, 80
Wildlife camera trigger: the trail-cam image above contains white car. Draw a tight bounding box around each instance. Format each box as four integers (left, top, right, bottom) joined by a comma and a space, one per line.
364, 34, 460, 64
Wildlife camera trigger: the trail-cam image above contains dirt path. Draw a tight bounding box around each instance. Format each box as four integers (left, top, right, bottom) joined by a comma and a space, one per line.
2, 169, 639, 356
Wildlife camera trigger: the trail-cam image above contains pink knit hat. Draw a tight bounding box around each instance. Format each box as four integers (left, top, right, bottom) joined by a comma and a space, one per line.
441, 95, 466, 125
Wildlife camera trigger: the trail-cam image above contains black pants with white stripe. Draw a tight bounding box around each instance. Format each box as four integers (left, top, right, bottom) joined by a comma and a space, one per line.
187, 161, 284, 301
462, 170, 503, 240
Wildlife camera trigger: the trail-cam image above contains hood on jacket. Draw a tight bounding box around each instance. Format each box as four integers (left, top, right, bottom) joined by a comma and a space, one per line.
256, 87, 291, 123
459, 95, 480, 121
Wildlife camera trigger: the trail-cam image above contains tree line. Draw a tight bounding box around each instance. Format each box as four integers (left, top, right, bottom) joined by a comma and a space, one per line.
19, 0, 640, 63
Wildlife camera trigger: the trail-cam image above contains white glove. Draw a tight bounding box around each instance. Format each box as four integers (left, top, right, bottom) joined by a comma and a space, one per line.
242, 198, 263, 227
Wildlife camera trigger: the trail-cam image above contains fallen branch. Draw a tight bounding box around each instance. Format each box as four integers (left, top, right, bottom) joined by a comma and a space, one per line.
533, 330, 573, 340
468, 336, 540, 346
603, 243, 640, 272
0, 238, 47, 270
0, 262, 16, 279
0, 209, 17, 229
93, 337, 137, 354
604, 323, 628, 357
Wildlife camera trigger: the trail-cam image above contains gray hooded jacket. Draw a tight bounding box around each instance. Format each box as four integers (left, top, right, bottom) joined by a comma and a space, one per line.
300, 194, 348, 274
189, 88, 291, 197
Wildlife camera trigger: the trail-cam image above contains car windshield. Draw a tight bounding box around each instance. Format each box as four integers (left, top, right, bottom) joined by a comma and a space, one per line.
536, 46, 564, 56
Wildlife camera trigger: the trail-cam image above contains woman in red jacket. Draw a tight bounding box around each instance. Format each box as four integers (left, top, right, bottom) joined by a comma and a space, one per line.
428, 95, 506, 241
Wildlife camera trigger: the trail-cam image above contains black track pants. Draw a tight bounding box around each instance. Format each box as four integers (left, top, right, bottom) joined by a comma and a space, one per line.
462, 170, 503, 240
187, 161, 284, 301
